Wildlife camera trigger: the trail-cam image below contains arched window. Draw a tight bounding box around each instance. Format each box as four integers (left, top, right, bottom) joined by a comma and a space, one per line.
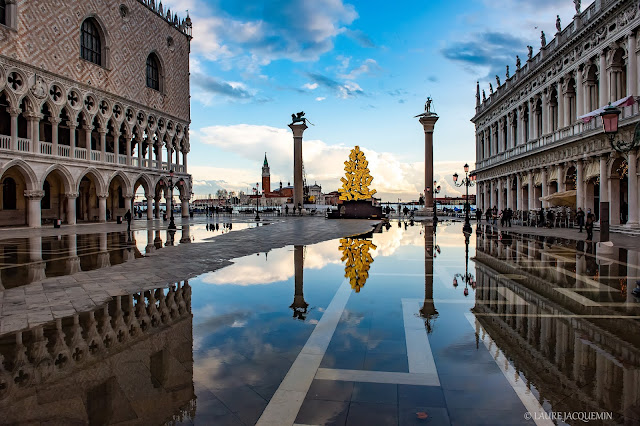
81, 19, 102, 66
146, 53, 161, 91
3, 177, 16, 210
0, 0, 6, 26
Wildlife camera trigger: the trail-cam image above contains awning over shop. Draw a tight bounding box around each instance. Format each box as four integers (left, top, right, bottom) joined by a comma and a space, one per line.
577, 95, 636, 123
584, 161, 599, 181
539, 189, 577, 208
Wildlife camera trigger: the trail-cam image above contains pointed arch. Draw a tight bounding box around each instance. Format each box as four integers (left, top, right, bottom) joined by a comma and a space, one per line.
107, 170, 132, 195
0, 158, 37, 190
76, 167, 106, 194
41, 164, 74, 194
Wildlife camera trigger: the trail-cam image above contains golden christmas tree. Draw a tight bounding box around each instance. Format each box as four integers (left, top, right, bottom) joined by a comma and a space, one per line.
339, 146, 377, 201
339, 237, 377, 292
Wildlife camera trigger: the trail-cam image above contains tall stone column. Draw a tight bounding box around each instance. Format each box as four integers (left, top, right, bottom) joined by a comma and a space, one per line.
419, 114, 439, 214
528, 171, 535, 210
529, 99, 536, 140
181, 195, 190, 218
497, 179, 504, 211
576, 159, 584, 210
599, 51, 608, 107
99, 128, 107, 160
506, 175, 513, 210
69, 122, 77, 153
557, 81, 565, 129
288, 122, 308, 209
50, 117, 60, 155
420, 224, 437, 327
541, 168, 548, 207
25, 190, 45, 228
576, 67, 584, 117
557, 165, 565, 192
600, 155, 609, 203
489, 180, 494, 209
66, 193, 78, 225
146, 195, 154, 220
113, 131, 120, 162
630, 33, 639, 97
126, 132, 133, 166
628, 151, 639, 226
156, 141, 163, 170
28, 114, 41, 153
541, 92, 549, 135
516, 174, 523, 211
9, 108, 19, 151
291, 245, 308, 319
98, 194, 107, 222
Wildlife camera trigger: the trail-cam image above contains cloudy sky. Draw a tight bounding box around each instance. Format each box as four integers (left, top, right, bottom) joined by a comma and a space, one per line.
164, 0, 581, 201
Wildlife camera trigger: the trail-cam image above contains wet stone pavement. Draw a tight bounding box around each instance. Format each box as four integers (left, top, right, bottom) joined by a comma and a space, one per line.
0, 217, 639, 425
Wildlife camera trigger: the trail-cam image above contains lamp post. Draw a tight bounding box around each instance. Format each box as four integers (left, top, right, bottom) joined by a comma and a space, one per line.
453, 163, 476, 234
167, 170, 177, 230
254, 182, 261, 221
429, 181, 441, 223
600, 103, 640, 153
452, 231, 475, 297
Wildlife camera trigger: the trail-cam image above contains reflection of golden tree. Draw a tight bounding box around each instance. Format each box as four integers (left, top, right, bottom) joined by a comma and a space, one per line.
339, 146, 377, 201
339, 237, 377, 292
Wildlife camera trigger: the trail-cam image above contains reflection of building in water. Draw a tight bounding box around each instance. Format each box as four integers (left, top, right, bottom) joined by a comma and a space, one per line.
290, 245, 309, 320
420, 224, 438, 332
0, 232, 140, 289
0, 281, 194, 424
339, 236, 377, 292
473, 227, 640, 421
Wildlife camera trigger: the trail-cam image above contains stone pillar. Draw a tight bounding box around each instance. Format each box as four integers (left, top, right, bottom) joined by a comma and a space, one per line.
497, 179, 504, 211
489, 180, 495, 209
576, 159, 584, 210
154, 196, 161, 218
124, 196, 133, 216
629, 33, 638, 97
25, 190, 45, 228
98, 194, 107, 222
600, 155, 609, 203
66, 193, 77, 225
146, 195, 154, 220
126, 132, 133, 165
529, 99, 536, 140
148, 140, 154, 168
506, 175, 513, 210
528, 171, 535, 210
288, 122, 308, 209
181, 195, 190, 218
497, 119, 504, 153
83, 124, 91, 151
541, 168, 548, 207
137, 137, 143, 167
167, 189, 173, 217
418, 114, 439, 214
29, 114, 41, 153
157, 142, 163, 170
99, 128, 107, 160
557, 81, 565, 129
68, 122, 77, 152
628, 151, 639, 226
599, 51, 608, 107
516, 174, 523, 211
113, 131, 120, 161
576, 67, 584, 118
183, 151, 188, 172
541, 92, 548, 135
557, 165, 565, 192
9, 108, 19, 151
50, 117, 60, 155
562, 89, 570, 127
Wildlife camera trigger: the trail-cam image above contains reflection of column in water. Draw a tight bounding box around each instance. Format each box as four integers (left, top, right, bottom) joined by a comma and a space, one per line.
180, 225, 191, 244
290, 245, 308, 320
66, 233, 81, 275
97, 233, 111, 269
627, 251, 638, 306
165, 230, 176, 247
154, 230, 163, 249
27, 236, 46, 283
420, 224, 438, 333
146, 228, 155, 254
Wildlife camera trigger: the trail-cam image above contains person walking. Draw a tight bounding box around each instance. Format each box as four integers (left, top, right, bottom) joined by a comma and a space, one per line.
476, 208, 482, 223
492, 206, 498, 225
585, 209, 594, 241
485, 208, 491, 223
124, 209, 132, 231
506, 208, 512, 227
285, 204, 289, 216
576, 208, 585, 233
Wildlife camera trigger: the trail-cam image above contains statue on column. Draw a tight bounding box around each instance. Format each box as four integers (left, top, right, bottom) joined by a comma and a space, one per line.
556, 15, 562, 33
574, 0, 581, 15
541, 31, 546, 47
516, 55, 521, 70
527, 45, 533, 60
495, 75, 501, 86
424, 97, 432, 113
506, 65, 510, 79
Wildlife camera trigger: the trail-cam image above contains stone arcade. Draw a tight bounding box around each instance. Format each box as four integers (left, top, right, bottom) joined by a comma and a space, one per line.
0, 0, 193, 227
473, 0, 640, 229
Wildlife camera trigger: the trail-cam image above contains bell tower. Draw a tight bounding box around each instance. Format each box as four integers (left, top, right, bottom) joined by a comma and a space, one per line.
262, 153, 271, 194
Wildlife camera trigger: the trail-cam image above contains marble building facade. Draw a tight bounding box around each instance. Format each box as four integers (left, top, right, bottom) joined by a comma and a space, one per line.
472, 0, 640, 227
0, 0, 192, 227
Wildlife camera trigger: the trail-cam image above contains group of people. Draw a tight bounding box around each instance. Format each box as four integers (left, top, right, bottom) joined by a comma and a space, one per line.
476, 206, 598, 241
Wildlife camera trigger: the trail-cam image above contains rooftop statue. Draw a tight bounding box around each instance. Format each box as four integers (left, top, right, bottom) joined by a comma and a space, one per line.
516, 55, 521, 70
482, 90, 486, 101
489, 83, 493, 94
291, 111, 306, 125
506, 65, 510, 78
574, 0, 581, 14
541, 31, 546, 47
527, 45, 533, 60
495, 75, 501, 86
556, 15, 562, 33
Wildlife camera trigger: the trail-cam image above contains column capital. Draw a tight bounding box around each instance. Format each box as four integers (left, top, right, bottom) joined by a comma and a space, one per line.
418, 114, 439, 133
146, 194, 154, 201
49, 117, 61, 124
180, 195, 191, 202
67, 120, 78, 129
124, 193, 134, 199
288, 122, 308, 137
66, 192, 79, 199
97, 192, 109, 199
24, 190, 45, 200
8, 107, 21, 117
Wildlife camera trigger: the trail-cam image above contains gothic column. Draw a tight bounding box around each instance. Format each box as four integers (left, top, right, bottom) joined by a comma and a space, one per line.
148, 139, 153, 168
50, 117, 60, 155
137, 137, 143, 167
541, 168, 548, 207
516, 174, 523, 211
576, 67, 584, 117
113, 131, 120, 162
126, 131, 133, 166
182, 150, 188, 172
66, 193, 77, 225
628, 151, 639, 226
98, 193, 107, 222
181, 195, 190, 218
28, 113, 42, 153
497, 179, 504, 211
146, 195, 154, 220
9, 108, 19, 151
69, 121, 77, 153
557, 164, 565, 192
25, 190, 45, 228
99, 128, 107, 161
156, 141, 163, 170
576, 159, 584, 210
599, 51, 608, 107
528, 171, 535, 210
83, 124, 91, 151
154, 196, 161, 218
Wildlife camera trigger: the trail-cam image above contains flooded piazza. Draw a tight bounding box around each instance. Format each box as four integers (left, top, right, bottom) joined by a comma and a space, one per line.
0, 218, 638, 425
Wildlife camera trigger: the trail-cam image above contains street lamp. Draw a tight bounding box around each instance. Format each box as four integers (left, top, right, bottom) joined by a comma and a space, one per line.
453, 163, 476, 234
431, 180, 441, 223
254, 182, 261, 221
600, 103, 640, 153
452, 231, 475, 297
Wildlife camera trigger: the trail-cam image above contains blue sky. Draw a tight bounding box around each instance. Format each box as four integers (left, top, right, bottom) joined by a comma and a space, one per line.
164, 0, 581, 201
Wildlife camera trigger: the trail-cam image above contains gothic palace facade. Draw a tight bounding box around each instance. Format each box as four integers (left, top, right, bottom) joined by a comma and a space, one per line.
0, 0, 192, 227
473, 0, 640, 227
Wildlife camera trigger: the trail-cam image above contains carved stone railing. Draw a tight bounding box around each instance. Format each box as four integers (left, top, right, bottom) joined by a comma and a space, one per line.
0, 281, 192, 404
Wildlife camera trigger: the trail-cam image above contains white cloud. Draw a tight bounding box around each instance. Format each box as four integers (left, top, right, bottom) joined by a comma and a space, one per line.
339, 58, 380, 80
304, 83, 319, 90
315, 97, 326, 101
193, 124, 468, 200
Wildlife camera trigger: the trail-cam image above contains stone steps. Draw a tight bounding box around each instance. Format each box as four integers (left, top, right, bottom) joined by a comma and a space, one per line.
593, 224, 640, 236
